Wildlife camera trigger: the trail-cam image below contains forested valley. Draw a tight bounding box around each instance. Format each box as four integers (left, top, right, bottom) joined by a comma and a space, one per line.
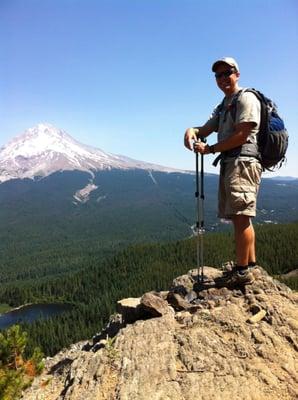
0, 222, 297, 357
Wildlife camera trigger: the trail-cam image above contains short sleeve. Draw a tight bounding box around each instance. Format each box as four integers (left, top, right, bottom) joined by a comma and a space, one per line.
235, 92, 261, 128
204, 105, 221, 132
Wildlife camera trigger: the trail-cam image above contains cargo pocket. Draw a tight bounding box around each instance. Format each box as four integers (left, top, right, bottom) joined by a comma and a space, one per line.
252, 163, 262, 186
230, 190, 256, 213
239, 161, 262, 186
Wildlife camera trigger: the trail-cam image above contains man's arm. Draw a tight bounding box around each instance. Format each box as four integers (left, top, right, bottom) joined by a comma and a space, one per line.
194, 122, 255, 154
184, 123, 215, 151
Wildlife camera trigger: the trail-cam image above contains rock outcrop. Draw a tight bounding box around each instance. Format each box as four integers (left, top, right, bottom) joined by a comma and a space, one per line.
22, 267, 298, 400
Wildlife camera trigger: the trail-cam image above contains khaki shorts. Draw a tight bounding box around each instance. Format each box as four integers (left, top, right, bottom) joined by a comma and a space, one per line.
218, 159, 262, 219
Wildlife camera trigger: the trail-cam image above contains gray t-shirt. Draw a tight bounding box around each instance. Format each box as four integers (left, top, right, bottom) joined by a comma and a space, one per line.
205, 89, 261, 152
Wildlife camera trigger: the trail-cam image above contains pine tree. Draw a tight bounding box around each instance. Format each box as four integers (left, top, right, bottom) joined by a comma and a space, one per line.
0, 325, 44, 400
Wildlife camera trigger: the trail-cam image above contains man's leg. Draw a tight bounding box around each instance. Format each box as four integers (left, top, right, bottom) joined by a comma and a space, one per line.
231, 215, 255, 267
248, 221, 256, 265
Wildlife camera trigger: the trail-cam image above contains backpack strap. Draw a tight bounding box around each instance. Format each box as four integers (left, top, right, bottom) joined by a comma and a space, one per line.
214, 88, 261, 165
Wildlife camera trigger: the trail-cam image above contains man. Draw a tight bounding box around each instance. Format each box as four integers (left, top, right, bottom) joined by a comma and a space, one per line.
184, 57, 262, 285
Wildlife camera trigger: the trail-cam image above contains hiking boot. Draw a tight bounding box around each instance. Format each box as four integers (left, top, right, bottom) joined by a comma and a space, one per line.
247, 262, 258, 270
221, 262, 257, 277
224, 268, 255, 287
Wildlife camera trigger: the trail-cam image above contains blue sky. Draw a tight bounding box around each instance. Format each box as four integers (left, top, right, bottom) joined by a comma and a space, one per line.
1, 0, 297, 177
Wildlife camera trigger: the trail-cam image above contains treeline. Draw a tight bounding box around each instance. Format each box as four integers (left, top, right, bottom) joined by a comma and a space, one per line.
0, 236, 116, 284
0, 222, 297, 356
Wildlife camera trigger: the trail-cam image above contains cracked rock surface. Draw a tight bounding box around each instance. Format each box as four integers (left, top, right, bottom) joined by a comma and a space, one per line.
22, 267, 298, 400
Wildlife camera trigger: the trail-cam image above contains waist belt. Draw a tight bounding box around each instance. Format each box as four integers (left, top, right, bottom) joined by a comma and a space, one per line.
212, 143, 260, 167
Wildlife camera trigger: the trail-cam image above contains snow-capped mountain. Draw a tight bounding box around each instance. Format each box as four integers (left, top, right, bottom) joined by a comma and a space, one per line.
0, 123, 177, 183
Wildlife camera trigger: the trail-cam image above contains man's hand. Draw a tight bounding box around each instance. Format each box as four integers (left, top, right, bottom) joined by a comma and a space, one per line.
184, 128, 198, 150
194, 142, 210, 154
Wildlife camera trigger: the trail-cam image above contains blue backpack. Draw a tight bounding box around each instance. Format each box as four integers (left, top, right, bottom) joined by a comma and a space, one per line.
218, 88, 288, 171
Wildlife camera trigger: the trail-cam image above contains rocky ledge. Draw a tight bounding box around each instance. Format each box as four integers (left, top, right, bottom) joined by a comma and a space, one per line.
22, 266, 298, 400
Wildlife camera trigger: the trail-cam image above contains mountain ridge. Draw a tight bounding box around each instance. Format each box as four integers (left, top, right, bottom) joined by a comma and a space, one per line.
1, 123, 297, 185
0, 123, 183, 183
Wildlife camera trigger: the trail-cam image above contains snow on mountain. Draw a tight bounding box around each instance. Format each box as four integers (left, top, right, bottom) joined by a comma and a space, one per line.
0, 123, 179, 183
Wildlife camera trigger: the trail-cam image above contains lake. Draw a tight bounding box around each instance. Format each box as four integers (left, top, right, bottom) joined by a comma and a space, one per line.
0, 303, 73, 330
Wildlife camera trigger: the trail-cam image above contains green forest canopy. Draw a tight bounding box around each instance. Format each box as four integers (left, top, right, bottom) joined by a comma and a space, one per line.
0, 222, 297, 357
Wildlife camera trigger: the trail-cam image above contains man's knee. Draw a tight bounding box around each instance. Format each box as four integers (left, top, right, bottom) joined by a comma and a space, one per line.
232, 215, 251, 229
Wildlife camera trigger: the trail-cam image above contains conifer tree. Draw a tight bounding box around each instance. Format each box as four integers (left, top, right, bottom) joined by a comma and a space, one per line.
0, 325, 44, 400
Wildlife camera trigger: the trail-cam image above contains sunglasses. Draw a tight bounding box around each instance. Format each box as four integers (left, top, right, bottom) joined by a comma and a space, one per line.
215, 69, 235, 79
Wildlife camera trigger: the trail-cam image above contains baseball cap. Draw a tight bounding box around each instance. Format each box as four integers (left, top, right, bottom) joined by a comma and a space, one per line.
212, 57, 240, 72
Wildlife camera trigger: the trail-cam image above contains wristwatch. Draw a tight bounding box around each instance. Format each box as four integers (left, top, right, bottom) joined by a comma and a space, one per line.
209, 145, 216, 154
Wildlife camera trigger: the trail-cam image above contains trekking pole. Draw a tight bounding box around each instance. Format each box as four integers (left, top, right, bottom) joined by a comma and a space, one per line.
195, 138, 206, 283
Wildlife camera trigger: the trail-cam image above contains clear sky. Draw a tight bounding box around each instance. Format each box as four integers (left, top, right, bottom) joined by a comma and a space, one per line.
1, 0, 297, 177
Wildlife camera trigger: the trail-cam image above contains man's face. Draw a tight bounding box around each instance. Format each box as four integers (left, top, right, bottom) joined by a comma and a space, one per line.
214, 63, 239, 95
